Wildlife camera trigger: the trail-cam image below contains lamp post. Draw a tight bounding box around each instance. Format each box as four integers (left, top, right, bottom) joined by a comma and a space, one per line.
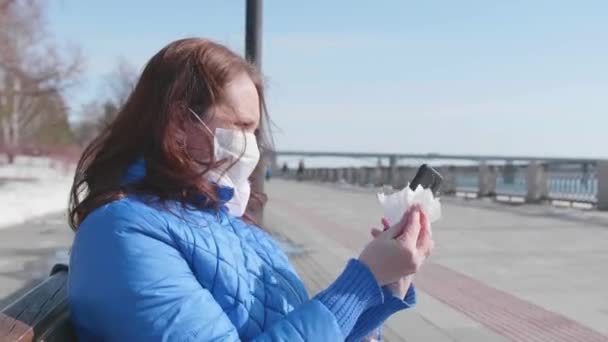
245, 0, 265, 224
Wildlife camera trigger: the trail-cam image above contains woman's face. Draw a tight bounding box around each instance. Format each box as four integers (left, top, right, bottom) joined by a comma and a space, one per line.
206, 73, 260, 133
186, 73, 260, 162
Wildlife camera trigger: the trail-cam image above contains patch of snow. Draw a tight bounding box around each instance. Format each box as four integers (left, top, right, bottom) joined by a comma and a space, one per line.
0, 157, 75, 230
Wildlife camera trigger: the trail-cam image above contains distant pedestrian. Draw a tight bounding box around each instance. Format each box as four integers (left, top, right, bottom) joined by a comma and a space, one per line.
297, 159, 305, 181
265, 165, 272, 181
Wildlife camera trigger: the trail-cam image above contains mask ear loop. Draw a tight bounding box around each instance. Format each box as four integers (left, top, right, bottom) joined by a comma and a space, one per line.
188, 108, 214, 137
188, 107, 220, 180
189, 107, 248, 184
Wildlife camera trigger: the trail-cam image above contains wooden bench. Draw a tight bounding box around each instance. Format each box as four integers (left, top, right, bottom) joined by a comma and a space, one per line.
0, 264, 77, 342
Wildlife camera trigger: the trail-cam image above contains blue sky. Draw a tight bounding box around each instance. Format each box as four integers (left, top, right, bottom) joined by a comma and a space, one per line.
48, 0, 608, 161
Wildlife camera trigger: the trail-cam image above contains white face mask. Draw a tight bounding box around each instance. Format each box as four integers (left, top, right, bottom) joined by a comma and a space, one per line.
189, 108, 260, 217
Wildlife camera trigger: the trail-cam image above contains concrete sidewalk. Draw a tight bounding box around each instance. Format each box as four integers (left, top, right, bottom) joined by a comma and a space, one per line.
0, 212, 71, 308
265, 179, 608, 342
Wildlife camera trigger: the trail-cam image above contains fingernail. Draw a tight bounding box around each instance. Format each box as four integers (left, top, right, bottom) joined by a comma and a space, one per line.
381, 218, 390, 230
412, 208, 421, 220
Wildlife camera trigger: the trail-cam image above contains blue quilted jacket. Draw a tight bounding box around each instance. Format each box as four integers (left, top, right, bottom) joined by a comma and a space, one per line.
68, 160, 416, 341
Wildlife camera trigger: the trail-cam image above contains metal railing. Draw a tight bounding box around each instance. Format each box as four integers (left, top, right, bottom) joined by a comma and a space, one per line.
273, 152, 608, 210
546, 163, 598, 203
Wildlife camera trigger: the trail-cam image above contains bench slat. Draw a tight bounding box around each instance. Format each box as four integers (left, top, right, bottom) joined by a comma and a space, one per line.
0, 269, 76, 342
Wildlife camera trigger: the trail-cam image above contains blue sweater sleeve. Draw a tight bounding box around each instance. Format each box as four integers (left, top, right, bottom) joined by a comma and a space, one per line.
346, 284, 417, 342
314, 259, 385, 337
253, 259, 384, 341
195, 258, 385, 341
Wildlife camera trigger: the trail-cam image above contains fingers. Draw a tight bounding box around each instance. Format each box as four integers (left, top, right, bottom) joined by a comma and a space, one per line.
370, 227, 383, 238
417, 224, 434, 258
385, 205, 421, 239
410, 208, 434, 258
417, 222, 429, 248
381, 217, 391, 231
385, 213, 409, 239
371, 217, 400, 240
416, 210, 431, 247
419, 209, 429, 236
372, 217, 398, 239
401, 205, 422, 241
426, 239, 434, 257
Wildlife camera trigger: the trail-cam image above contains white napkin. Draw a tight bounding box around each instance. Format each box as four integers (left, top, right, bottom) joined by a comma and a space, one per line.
377, 184, 442, 229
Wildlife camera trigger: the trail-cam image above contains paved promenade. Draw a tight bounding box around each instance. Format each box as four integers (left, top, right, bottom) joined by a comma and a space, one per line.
0, 213, 70, 308
266, 179, 608, 342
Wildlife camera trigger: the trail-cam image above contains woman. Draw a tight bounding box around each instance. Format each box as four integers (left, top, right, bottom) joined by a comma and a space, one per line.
68, 38, 434, 341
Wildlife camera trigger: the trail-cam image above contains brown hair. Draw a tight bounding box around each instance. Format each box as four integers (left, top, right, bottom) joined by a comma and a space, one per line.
68, 38, 271, 230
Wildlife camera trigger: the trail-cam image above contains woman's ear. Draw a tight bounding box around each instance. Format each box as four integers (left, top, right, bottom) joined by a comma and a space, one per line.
184, 120, 214, 163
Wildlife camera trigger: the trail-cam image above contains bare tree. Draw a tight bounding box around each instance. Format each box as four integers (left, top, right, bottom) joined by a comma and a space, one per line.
72, 101, 103, 146
106, 57, 138, 108
23, 89, 73, 145
71, 59, 138, 145
0, 0, 82, 161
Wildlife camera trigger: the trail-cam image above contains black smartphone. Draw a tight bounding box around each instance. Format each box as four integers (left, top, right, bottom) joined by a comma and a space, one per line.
409, 164, 443, 196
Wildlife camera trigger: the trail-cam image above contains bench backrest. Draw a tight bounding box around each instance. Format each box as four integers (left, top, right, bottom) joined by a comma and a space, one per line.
0, 265, 77, 342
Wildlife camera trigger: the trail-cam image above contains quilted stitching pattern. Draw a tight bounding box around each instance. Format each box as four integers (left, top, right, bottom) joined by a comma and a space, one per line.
163, 204, 308, 339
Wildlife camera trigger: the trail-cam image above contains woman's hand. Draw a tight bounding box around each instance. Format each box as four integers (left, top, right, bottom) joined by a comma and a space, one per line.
389, 275, 413, 298
359, 205, 433, 286
370, 217, 418, 298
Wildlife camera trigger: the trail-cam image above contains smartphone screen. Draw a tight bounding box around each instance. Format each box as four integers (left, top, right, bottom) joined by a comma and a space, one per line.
409, 164, 443, 195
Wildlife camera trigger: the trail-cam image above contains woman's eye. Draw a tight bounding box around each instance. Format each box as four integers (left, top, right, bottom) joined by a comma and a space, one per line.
237, 122, 255, 131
